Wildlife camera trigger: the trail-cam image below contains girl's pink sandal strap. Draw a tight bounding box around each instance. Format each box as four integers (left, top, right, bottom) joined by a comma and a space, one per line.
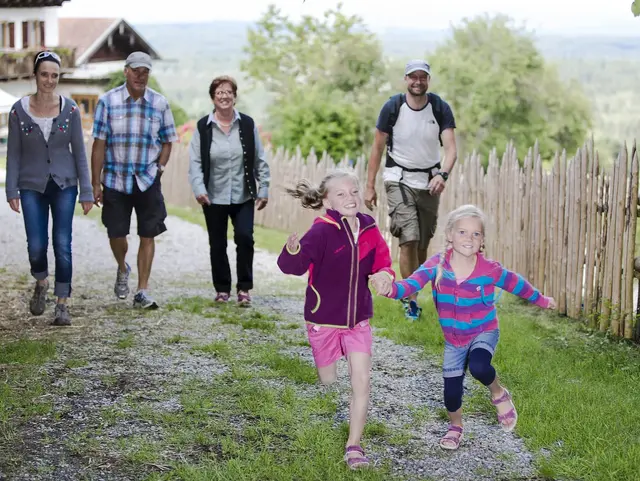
491, 389, 512, 405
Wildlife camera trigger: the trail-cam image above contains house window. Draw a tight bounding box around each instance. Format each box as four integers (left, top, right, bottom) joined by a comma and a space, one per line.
22, 22, 29, 49
39, 21, 46, 47
19, 21, 45, 49
0, 22, 16, 49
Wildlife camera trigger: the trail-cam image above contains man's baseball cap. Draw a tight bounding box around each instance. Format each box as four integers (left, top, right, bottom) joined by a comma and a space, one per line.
405, 59, 431, 76
125, 51, 152, 70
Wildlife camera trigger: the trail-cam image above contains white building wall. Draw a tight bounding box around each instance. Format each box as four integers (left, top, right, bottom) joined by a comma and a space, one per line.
0, 80, 106, 100
1, 7, 60, 49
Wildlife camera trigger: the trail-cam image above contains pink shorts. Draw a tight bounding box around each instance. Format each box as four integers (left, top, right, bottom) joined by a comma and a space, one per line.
306, 320, 372, 368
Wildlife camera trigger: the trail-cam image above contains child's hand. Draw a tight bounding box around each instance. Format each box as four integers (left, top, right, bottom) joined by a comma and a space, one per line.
547, 297, 557, 309
370, 272, 393, 296
286, 233, 300, 253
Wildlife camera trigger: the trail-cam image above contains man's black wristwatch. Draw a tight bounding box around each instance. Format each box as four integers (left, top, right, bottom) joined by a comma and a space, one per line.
436, 171, 449, 181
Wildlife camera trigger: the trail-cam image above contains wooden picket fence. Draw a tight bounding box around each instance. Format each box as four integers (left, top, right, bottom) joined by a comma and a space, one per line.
155, 138, 640, 341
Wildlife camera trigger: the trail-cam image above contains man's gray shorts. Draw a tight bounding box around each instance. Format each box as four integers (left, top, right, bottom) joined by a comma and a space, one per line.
385, 181, 439, 250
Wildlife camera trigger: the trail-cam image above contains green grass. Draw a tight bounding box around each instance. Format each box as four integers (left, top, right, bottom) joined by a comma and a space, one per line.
0, 339, 56, 364
0, 156, 6, 169
116, 333, 135, 349
167, 204, 289, 255
132, 369, 396, 480
0, 339, 57, 437
372, 293, 640, 481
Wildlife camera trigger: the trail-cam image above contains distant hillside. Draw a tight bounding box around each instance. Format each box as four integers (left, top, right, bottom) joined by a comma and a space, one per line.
135, 21, 640, 158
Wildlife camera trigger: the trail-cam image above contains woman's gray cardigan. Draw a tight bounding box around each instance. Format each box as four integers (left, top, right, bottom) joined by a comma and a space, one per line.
5, 96, 93, 203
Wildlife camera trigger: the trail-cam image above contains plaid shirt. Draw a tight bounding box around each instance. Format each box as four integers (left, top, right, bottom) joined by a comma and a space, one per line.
92, 84, 178, 193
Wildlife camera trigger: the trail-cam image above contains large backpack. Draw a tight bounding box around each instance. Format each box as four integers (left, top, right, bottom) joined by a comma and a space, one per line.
384, 92, 445, 177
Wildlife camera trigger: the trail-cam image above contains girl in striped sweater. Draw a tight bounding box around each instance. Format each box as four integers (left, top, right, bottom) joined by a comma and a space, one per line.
373, 204, 556, 450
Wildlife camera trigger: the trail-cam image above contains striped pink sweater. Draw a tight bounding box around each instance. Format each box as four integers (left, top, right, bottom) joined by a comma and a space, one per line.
388, 250, 551, 347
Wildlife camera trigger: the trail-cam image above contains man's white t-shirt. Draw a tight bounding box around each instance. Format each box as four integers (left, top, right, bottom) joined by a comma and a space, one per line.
376, 95, 455, 190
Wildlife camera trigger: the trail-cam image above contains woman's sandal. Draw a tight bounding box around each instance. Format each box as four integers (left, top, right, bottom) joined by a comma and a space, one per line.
439, 424, 464, 450
344, 445, 370, 470
491, 388, 518, 432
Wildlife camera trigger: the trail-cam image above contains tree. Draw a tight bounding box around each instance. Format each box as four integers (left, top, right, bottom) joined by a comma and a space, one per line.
105, 71, 190, 128
241, 3, 390, 160
429, 15, 592, 163
633, 0, 640, 16
270, 86, 361, 161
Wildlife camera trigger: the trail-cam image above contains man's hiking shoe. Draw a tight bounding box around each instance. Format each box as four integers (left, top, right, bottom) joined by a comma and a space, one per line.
114, 263, 131, 299
30, 280, 49, 316
404, 299, 422, 321
133, 291, 159, 309
52, 304, 71, 326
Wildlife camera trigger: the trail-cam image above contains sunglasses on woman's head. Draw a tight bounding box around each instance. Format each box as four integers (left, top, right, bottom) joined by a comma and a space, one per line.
35, 51, 61, 63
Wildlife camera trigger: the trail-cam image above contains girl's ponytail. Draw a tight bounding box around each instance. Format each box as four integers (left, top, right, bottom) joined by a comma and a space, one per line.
285, 179, 325, 210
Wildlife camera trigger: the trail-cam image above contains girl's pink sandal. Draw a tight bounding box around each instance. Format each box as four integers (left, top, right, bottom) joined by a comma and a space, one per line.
491, 388, 518, 432
344, 445, 370, 470
439, 424, 464, 450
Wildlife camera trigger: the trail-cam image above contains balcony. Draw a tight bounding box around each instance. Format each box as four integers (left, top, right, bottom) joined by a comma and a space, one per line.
0, 47, 75, 80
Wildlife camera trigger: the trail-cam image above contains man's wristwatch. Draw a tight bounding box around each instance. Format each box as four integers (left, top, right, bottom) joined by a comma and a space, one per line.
436, 171, 449, 181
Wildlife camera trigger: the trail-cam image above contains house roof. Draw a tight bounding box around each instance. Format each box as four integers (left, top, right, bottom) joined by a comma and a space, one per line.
58, 17, 160, 66
0, 0, 68, 6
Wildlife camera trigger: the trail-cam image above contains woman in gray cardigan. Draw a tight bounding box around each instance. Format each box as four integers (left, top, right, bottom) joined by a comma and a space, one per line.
5, 51, 94, 326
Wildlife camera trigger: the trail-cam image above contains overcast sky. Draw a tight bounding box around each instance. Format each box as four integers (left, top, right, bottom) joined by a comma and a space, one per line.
58, 0, 640, 35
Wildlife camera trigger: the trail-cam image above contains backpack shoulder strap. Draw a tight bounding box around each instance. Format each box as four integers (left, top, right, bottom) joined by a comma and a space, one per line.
385, 93, 406, 151
387, 93, 406, 128
428, 92, 445, 147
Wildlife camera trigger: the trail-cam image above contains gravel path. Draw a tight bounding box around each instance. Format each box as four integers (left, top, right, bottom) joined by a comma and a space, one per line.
0, 199, 539, 481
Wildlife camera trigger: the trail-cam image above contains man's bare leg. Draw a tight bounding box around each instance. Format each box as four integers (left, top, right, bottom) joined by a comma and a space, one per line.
399, 241, 420, 302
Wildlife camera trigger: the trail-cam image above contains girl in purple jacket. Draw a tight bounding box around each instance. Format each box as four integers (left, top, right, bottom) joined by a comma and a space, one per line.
277, 170, 394, 470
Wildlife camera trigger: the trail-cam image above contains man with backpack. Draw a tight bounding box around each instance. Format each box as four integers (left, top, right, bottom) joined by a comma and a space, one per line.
364, 59, 458, 321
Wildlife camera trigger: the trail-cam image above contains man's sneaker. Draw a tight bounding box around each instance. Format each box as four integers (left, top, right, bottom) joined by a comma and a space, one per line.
29, 280, 49, 316
114, 263, 131, 299
52, 304, 71, 326
133, 291, 159, 309
404, 299, 422, 321
401, 298, 410, 311
237, 291, 251, 307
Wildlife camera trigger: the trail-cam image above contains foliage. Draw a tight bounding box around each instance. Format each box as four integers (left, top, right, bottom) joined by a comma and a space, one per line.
105, 71, 190, 127
269, 86, 360, 160
241, 3, 390, 160
633, 0, 640, 16
429, 15, 592, 163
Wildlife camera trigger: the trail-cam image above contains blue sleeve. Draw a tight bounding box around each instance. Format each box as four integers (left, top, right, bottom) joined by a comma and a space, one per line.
375, 99, 395, 134
439, 100, 456, 132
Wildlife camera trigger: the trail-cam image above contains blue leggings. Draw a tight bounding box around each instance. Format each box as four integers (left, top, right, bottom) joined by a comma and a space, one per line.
444, 348, 496, 412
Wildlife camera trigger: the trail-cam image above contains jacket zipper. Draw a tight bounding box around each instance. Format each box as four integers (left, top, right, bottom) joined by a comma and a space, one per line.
344, 219, 375, 328
343, 217, 355, 328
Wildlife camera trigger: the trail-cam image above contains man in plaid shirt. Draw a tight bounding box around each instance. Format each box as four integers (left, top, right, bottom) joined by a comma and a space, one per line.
91, 51, 178, 309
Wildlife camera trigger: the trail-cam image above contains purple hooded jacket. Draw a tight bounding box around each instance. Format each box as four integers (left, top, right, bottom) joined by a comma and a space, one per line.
277, 209, 395, 329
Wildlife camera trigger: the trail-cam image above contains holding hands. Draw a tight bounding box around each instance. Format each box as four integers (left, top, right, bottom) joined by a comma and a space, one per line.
370, 272, 393, 296
286, 233, 300, 253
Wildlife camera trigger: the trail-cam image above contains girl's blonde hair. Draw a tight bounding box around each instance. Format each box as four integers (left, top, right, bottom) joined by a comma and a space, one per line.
434, 204, 487, 288
285, 169, 361, 210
